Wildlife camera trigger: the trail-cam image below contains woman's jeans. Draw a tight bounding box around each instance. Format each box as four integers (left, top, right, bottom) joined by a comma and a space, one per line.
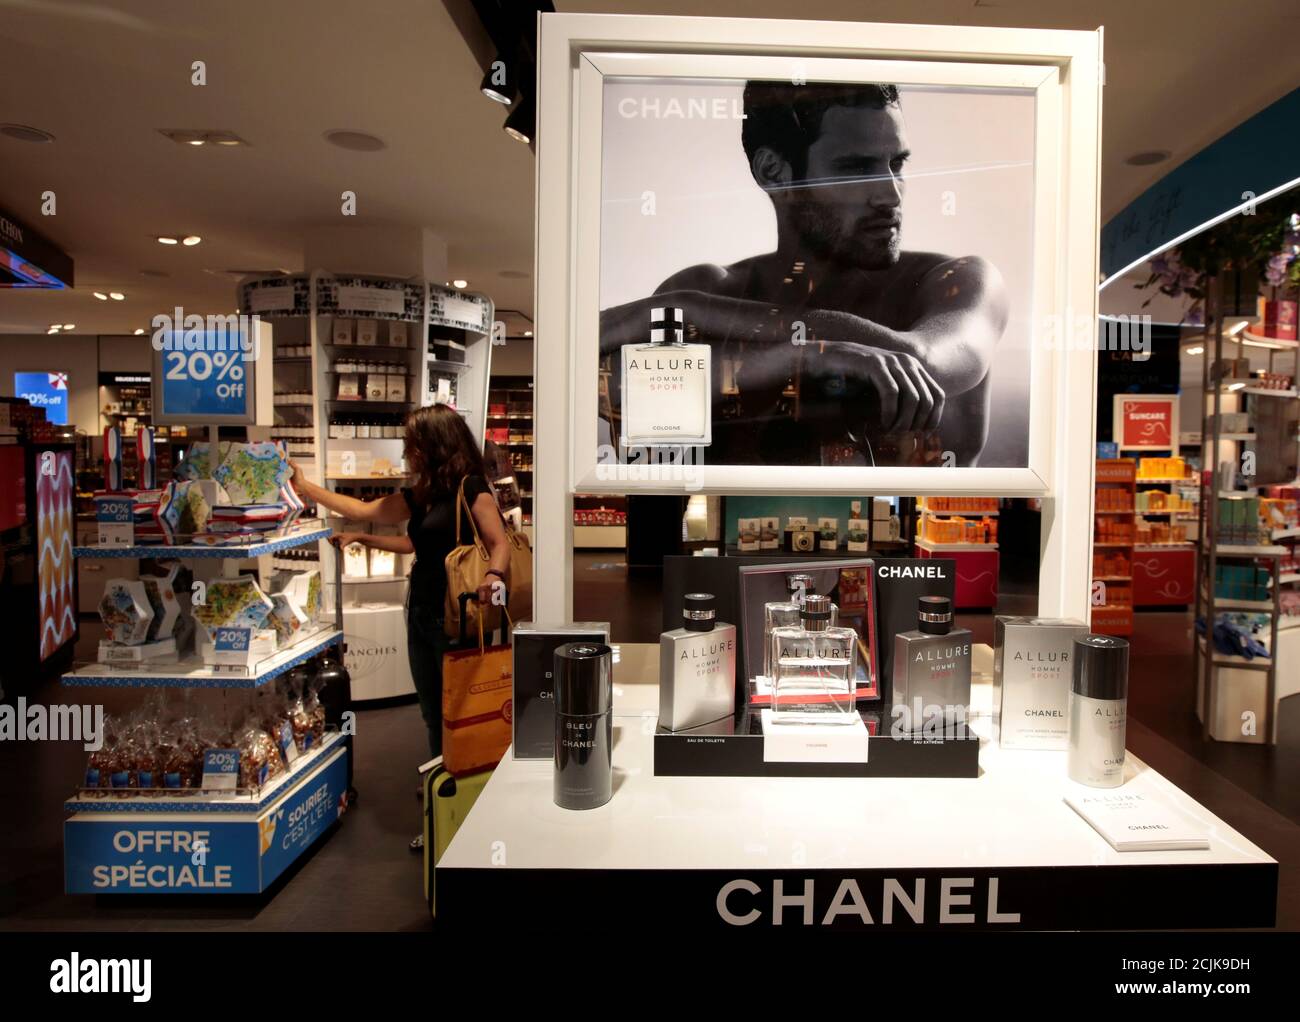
407, 600, 453, 759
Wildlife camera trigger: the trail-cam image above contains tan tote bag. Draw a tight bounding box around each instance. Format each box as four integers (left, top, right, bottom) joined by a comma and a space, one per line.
443, 477, 533, 639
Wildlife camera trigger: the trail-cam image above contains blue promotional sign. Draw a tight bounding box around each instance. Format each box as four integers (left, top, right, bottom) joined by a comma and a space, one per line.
64, 819, 258, 894
152, 328, 254, 422
14, 371, 69, 425
64, 747, 349, 894
202, 748, 240, 791
258, 750, 348, 887
214, 627, 251, 653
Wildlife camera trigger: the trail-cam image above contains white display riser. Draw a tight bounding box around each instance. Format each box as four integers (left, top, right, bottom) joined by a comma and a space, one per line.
1196, 625, 1300, 744
342, 602, 415, 701
436, 645, 1276, 931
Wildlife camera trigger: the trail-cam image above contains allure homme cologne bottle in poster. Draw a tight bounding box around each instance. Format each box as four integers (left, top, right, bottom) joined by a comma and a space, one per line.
620, 307, 711, 448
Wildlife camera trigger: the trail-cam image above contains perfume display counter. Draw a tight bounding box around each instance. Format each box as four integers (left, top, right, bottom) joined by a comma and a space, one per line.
436, 643, 1277, 930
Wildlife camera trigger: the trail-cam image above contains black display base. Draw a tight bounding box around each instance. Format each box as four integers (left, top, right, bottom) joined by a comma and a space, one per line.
653, 710, 981, 778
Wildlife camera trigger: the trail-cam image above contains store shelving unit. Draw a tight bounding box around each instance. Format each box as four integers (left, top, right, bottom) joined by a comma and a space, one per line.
912, 498, 999, 608
1192, 294, 1300, 744
63, 519, 347, 892
1091, 459, 1134, 635
240, 274, 494, 702
487, 376, 535, 528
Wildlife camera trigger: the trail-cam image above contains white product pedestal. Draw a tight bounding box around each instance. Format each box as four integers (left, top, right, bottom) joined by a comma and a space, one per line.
435, 643, 1277, 931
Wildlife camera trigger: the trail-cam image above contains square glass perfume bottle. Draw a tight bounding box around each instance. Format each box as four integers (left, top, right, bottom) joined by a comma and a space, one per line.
770, 594, 858, 724
892, 596, 973, 734
620, 307, 712, 448
659, 593, 736, 732
761, 572, 837, 680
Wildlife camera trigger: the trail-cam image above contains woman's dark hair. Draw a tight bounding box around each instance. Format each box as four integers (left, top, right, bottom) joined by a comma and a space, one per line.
403, 404, 487, 506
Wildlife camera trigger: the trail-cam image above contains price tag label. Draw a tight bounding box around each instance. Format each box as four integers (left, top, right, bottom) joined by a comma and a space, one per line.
201, 748, 240, 790
103, 645, 139, 664
215, 627, 251, 653
95, 497, 135, 547
279, 722, 300, 765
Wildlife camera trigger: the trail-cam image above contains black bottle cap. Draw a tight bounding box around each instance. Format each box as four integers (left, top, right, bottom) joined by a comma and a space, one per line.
683, 592, 716, 633
554, 642, 613, 716
800, 593, 833, 632
1072, 634, 1129, 700
786, 573, 817, 595
918, 595, 952, 635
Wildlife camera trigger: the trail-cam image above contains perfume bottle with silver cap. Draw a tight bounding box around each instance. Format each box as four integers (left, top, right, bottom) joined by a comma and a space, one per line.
659, 593, 736, 732
892, 596, 972, 734
620, 306, 712, 447
770, 594, 858, 723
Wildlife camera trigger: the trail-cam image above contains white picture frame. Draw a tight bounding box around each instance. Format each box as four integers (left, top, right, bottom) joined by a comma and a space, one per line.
534, 13, 1103, 625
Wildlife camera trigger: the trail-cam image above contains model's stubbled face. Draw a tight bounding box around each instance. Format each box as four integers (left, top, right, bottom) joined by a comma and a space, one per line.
786, 103, 909, 271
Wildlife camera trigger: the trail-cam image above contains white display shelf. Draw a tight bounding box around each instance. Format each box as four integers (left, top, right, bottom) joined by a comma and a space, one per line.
1133, 543, 1194, 550
64, 732, 345, 814
1206, 544, 1288, 557
1200, 587, 1274, 612
425, 358, 473, 374
74, 523, 330, 560
1094, 509, 1135, 515
1270, 573, 1300, 586
1136, 477, 1193, 484
1133, 509, 1192, 516
1271, 527, 1300, 541
341, 574, 408, 585
1239, 387, 1298, 398
914, 539, 998, 552
1217, 433, 1257, 442
61, 627, 343, 689
1198, 637, 1273, 672
1240, 329, 1300, 350
573, 524, 627, 549
1092, 574, 1131, 582
920, 508, 999, 517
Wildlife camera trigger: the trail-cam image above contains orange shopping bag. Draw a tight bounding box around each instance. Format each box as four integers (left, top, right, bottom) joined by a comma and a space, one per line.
441, 596, 512, 777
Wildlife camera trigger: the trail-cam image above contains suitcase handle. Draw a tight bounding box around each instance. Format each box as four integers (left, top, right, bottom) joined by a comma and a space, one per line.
457, 590, 510, 646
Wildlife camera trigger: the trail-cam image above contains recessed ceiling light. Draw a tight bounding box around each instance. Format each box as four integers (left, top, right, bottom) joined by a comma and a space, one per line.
324, 130, 386, 152
93, 292, 108, 300
0, 123, 55, 143
452, 279, 468, 289
524, 330, 533, 337
188, 139, 206, 146
47, 327, 59, 334
1126, 150, 1171, 167
48, 323, 61, 330
157, 236, 178, 245
182, 235, 201, 246
109, 292, 125, 300
1185, 346, 1204, 355
134, 328, 146, 335
62, 323, 75, 330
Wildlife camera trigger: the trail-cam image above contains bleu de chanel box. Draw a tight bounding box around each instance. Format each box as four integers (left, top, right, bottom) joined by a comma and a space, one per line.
512, 622, 609, 759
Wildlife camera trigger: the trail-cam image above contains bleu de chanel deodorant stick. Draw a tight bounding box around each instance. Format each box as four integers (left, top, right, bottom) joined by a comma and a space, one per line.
554, 642, 613, 810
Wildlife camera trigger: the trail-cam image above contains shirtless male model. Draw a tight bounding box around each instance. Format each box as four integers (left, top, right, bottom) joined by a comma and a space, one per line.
599, 81, 1009, 466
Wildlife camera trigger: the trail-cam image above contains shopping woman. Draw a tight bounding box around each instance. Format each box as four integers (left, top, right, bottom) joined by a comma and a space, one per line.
290, 403, 512, 762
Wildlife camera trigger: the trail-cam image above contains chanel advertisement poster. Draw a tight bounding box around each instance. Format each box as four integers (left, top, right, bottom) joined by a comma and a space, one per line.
598, 77, 1036, 470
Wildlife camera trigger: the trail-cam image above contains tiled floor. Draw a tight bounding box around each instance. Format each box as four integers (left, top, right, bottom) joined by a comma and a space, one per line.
1, 553, 1295, 931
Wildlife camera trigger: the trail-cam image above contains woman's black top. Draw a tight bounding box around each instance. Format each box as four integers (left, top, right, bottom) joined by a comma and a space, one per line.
401, 475, 490, 611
